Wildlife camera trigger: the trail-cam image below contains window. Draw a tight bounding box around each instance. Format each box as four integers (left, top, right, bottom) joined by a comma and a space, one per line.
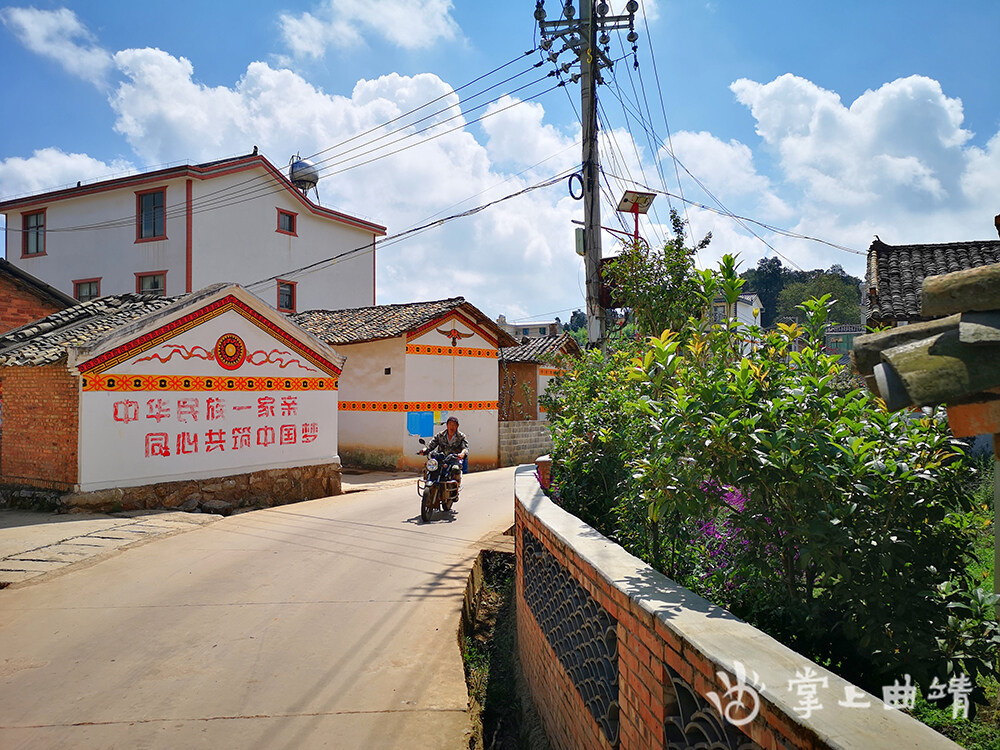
74, 278, 101, 302
538, 327, 547, 335
276, 209, 297, 236
22, 210, 45, 256
136, 271, 166, 296
136, 188, 166, 241
277, 280, 296, 312
522, 328, 530, 336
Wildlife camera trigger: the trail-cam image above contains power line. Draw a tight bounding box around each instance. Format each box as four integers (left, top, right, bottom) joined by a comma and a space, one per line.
245, 169, 576, 290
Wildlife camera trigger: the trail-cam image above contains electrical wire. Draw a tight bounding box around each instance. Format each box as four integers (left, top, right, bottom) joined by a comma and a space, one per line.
244, 168, 576, 290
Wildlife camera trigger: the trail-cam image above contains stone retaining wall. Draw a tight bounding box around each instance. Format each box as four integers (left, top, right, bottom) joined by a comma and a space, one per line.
0, 462, 342, 515
513, 466, 958, 750
499, 420, 552, 467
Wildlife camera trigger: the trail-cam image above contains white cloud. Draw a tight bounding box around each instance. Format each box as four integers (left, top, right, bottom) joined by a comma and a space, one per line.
278, 0, 460, 59
0, 6, 112, 86
481, 96, 576, 168
0, 147, 133, 198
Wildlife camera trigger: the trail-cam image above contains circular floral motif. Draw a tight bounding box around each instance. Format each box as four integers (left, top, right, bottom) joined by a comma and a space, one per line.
215, 333, 246, 370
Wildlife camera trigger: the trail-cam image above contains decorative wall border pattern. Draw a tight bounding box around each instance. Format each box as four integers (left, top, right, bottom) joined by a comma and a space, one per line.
539, 367, 564, 377
522, 527, 620, 747
78, 294, 343, 377
405, 344, 497, 358
83, 374, 338, 392
339, 400, 498, 412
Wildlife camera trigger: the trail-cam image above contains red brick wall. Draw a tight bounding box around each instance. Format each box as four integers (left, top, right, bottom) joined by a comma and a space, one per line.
0, 275, 66, 334
0, 365, 79, 490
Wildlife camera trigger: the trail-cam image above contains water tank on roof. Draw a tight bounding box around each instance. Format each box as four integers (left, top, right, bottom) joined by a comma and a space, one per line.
288, 155, 320, 195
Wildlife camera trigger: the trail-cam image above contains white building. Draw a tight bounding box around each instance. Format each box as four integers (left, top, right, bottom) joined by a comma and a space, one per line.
495, 314, 563, 339
0, 152, 386, 313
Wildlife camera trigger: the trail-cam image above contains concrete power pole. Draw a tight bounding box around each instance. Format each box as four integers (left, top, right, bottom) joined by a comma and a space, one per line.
536, 1, 638, 352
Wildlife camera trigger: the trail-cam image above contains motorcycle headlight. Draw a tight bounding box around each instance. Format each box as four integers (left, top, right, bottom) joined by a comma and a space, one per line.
426, 458, 439, 471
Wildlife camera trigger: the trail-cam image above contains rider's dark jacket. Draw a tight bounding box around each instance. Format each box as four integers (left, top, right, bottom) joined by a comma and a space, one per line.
427, 428, 468, 456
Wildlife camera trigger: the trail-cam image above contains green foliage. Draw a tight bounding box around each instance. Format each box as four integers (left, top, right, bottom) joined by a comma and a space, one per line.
740, 259, 863, 326
545, 247, 999, 716
604, 209, 710, 337
540, 346, 646, 535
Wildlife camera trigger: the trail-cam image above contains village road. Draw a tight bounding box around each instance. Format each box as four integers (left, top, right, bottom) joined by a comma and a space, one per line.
0, 465, 517, 750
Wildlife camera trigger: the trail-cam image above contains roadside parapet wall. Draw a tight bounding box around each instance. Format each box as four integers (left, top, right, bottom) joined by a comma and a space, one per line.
513, 466, 958, 750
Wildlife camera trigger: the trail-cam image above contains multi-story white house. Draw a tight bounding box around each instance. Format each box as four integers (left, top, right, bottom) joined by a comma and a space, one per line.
0, 152, 386, 313
495, 314, 563, 340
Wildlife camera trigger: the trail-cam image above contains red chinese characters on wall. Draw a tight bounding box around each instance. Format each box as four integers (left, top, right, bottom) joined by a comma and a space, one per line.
111, 395, 321, 459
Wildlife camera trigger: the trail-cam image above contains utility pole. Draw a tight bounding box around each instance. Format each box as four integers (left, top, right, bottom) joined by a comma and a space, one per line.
535, 1, 638, 352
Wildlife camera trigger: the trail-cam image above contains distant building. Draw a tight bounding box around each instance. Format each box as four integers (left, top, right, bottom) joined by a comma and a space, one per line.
711, 292, 762, 327
0, 152, 386, 313
495, 314, 563, 339
499, 333, 581, 421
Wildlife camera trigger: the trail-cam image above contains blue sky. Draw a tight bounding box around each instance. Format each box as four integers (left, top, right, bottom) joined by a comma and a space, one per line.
2, 1, 999, 323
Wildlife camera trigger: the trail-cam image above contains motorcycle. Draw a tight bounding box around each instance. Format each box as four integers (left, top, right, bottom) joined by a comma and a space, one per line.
417, 438, 461, 523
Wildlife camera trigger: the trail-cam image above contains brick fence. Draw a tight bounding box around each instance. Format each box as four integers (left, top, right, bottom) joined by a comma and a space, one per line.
513, 466, 959, 750
499, 420, 552, 467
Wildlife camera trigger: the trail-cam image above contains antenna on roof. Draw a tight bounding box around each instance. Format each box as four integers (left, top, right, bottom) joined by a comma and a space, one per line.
288, 153, 320, 201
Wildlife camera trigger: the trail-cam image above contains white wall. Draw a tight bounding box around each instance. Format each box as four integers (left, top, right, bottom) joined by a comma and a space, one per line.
77, 307, 340, 491
4, 163, 377, 310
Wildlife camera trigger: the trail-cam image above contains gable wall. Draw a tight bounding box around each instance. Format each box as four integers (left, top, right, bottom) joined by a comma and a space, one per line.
0, 364, 79, 490
0, 274, 67, 334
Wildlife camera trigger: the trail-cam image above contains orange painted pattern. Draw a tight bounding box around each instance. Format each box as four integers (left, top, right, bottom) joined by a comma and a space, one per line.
339, 400, 498, 412
406, 344, 497, 358
539, 367, 564, 377
82, 374, 338, 392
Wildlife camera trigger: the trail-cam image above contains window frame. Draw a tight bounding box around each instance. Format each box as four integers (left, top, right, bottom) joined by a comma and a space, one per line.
135, 270, 168, 296
135, 187, 167, 242
277, 279, 297, 313
73, 277, 102, 302
276, 208, 298, 236
21, 208, 46, 257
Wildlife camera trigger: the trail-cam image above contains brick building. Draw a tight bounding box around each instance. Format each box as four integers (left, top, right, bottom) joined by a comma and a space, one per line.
0, 284, 345, 511
0, 258, 75, 334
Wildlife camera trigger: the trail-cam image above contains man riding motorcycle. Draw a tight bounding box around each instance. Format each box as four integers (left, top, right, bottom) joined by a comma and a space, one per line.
423, 416, 468, 488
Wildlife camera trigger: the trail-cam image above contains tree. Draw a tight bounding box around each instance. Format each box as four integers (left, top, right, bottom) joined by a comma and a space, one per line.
568, 310, 586, 331
776, 272, 862, 324
740, 256, 783, 328
603, 209, 710, 337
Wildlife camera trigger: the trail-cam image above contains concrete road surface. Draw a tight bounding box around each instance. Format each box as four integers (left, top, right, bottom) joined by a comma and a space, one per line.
0, 466, 516, 749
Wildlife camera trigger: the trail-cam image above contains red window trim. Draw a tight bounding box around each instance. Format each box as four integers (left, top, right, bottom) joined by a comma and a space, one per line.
276, 208, 298, 236
135, 270, 168, 295
73, 277, 102, 301
21, 208, 47, 258
276, 278, 297, 313
135, 187, 167, 243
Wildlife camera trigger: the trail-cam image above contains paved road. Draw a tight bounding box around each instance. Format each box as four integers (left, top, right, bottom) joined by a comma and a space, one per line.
0, 466, 516, 749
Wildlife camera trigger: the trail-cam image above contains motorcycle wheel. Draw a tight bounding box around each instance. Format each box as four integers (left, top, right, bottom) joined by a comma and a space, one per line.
420, 486, 435, 523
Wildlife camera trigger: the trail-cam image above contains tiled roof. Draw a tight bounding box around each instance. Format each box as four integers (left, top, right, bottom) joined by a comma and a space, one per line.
0, 259, 77, 309
500, 333, 582, 363
866, 237, 1000, 323
0, 293, 184, 367
825, 324, 865, 334
291, 298, 516, 347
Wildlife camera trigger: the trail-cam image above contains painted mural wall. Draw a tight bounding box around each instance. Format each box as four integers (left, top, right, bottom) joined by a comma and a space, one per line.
76, 295, 342, 492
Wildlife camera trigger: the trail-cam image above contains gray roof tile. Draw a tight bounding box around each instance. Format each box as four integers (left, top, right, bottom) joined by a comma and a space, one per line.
500, 334, 581, 363
867, 237, 1000, 323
